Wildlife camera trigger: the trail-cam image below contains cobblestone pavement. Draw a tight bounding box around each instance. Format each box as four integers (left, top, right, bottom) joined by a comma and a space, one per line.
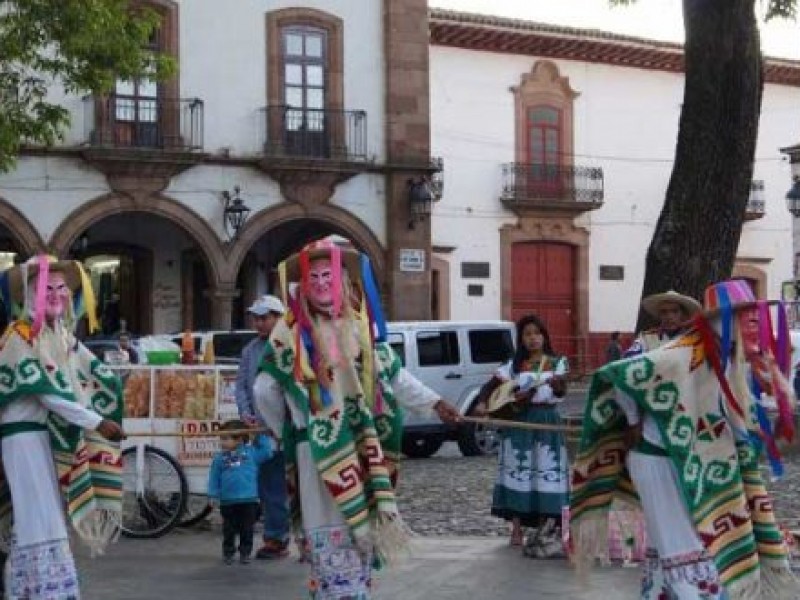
397, 444, 507, 537
397, 440, 800, 539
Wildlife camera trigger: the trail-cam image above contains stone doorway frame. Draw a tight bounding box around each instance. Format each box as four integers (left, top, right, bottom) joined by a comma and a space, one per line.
500, 214, 590, 370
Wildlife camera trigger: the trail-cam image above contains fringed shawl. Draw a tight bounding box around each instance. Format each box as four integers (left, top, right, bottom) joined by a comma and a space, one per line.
0, 321, 123, 553
570, 328, 798, 599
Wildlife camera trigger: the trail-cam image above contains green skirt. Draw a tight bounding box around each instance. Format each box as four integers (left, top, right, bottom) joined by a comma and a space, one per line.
491, 405, 569, 527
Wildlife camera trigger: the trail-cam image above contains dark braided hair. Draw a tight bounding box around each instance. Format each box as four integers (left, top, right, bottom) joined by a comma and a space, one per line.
511, 314, 555, 375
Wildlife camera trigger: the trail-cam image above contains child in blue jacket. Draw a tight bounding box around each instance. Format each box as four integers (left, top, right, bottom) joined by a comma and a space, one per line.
207, 419, 275, 564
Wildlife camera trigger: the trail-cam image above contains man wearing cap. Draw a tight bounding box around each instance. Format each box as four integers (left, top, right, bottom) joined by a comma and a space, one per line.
235, 294, 290, 559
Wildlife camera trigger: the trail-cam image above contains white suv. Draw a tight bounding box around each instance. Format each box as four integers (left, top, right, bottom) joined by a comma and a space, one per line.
387, 320, 515, 458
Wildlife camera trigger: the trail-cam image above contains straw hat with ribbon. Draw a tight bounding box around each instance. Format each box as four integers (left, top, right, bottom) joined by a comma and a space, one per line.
641, 289, 702, 318
0, 255, 99, 336
276, 238, 388, 411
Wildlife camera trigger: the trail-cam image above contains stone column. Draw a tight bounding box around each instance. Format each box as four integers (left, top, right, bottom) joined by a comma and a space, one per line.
206, 286, 240, 330
383, 0, 433, 320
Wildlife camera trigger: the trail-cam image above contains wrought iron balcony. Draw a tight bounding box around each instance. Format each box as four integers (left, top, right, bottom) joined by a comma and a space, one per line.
260, 106, 367, 162
83, 94, 204, 151
501, 163, 604, 213
745, 180, 765, 221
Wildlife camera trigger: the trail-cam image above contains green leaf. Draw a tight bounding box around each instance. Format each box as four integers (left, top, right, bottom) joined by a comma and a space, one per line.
0, 0, 177, 172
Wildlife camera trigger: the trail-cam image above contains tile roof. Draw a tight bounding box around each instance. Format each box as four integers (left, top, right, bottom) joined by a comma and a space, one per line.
429, 8, 800, 86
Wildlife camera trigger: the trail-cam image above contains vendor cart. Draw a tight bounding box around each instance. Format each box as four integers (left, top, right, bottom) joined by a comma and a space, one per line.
112, 363, 240, 538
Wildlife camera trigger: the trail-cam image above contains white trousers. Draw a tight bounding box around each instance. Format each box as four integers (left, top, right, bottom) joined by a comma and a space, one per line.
627, 451, 723, 600
2, 431, 80, 599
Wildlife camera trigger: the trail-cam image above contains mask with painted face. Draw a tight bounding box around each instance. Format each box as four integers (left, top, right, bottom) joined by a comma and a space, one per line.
44, 272, 70, 321
306, 258, 335, 313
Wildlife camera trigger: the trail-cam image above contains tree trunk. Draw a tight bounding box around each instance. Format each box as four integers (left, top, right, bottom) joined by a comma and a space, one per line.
635, 0, 763, 331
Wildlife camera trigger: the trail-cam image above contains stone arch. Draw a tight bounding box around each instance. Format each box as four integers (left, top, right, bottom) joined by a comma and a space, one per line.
227, 202, 386, 281
48, 192, 226, 286
0, 198, 45, 257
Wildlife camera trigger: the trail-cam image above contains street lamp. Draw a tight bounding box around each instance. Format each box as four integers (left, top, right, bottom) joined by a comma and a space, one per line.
221, 186, 251, 240
786, 176, 800, 217
407, 178, 433, 230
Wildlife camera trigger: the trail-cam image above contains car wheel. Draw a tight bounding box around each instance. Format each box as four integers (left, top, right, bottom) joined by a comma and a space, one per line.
402, 434, 444, 459
457, 407, 500, 456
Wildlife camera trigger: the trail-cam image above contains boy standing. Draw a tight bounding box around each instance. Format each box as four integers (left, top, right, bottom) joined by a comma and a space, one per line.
207, 420, 275, 565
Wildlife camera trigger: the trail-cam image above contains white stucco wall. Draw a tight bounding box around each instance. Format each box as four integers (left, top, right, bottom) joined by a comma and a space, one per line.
431, 45, 800, 332
47, 0, 385, 160
0, 156, 110, 241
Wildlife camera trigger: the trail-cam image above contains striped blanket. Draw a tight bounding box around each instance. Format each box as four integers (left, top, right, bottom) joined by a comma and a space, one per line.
0, 321, 123, 553
570, 328, 796, 599
261, 315, 407, 567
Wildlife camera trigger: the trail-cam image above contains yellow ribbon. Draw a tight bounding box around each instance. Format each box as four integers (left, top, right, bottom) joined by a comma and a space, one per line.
75, 262, 99, 333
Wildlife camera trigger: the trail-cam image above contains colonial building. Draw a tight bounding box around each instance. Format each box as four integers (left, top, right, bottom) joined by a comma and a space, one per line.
0, 0, 436, 334
428, 9, 800, 371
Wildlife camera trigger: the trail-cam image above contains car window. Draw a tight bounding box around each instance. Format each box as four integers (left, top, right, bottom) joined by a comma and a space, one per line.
214, 333, 257, 358
469, 329, 514, 364
387, 333, 405, 366
416, 331, 459, 367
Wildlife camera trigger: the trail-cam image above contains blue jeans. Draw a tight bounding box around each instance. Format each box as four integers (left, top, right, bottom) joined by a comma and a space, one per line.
258, 451, 289, 542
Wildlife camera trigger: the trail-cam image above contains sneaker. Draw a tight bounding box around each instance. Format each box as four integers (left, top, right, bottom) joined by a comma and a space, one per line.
240, 554, 251, 565
223, 556, 235, 566
255, 539, 289, 560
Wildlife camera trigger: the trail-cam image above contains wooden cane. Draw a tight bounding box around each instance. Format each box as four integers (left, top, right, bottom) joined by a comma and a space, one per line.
460, 415, 583, 434
124, 428, 270, 438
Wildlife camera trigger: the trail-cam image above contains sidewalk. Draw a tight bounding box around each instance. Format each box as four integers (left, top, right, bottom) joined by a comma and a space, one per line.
77, 531, 639, 599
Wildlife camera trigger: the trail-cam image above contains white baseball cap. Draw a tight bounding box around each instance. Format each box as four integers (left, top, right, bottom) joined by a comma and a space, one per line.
246, 295, 285, 316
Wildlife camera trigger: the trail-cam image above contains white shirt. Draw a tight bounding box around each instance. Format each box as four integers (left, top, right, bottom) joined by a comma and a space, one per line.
254, 367, 439, 437
0, 393, 103, 430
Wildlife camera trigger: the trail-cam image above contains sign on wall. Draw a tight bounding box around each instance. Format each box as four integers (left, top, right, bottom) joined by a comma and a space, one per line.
399, 249, 425, 272
599, 265, 625, 281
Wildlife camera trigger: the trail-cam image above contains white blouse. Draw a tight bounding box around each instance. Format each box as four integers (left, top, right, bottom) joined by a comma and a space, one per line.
495, 356, 569, 405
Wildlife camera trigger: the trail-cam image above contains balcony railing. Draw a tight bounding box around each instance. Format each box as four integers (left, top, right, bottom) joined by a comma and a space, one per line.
745, 180, 765, 219
84, 95, 204, 151
261, 106, 367, 161
501, 163, 604, 210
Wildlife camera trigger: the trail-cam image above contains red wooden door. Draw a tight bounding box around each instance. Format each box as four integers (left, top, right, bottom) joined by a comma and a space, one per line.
511, 242, 576, 361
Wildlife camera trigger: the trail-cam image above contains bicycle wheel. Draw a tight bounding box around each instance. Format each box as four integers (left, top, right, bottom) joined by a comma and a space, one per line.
121, 445, 188, 539
178, 493, 214, 529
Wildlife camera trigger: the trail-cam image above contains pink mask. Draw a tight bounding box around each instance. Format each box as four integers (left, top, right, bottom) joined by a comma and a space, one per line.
44, 273, 70, 321
738, 308, 760, 356
306, 258, 334, 311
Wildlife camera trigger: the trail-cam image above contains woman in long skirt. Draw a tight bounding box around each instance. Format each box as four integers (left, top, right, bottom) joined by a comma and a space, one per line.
477, 315, 569, 557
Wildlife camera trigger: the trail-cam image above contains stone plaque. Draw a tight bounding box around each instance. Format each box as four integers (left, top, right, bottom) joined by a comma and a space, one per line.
599, 265, 625, 281
467, 284, 484, 297
461, 262, 490, 278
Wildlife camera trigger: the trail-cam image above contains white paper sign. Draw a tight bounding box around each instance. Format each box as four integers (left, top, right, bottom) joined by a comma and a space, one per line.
399, 249, 425, 272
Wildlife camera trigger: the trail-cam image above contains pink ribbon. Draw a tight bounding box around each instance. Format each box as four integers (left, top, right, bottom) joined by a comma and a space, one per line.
329, 243, 342, 318
30, 255, 50, 336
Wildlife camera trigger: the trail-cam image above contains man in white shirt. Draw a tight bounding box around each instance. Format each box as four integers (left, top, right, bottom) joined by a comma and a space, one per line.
0, 256, 124, 599
254, 239, 458, 599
